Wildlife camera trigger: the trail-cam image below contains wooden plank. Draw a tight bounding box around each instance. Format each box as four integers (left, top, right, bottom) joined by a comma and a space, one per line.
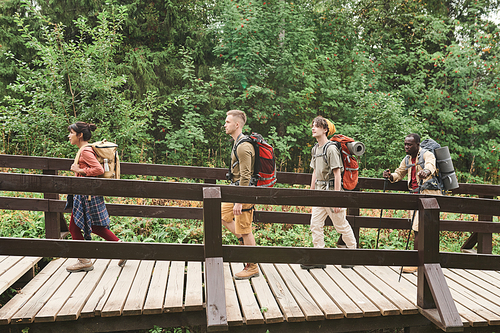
230, 263, 264, 325
11, 258, 70, 323
223, 263, 243, 326
100, 259, 140, 317
274, 264, 324, 321
250, 266, 283, 324
309, 268, 362, 318
366, 266, 418, 305
0, 256, 8, 264
290, 264, 343, 319
395, 266, 473, 327
184, 261, 204, 311
259, 263, 305, 322
164, 261, 185, 313
339, 266, 400, 316
443, 269, 500, 309
354, 266, 418, 315
34, 259, 97, 322
0, 258, 65, 325
423, 264, 462, 330
205, 257, 227, 331
451, 268, 500, 306
444, 284, 492, 326
122, 260, 155, 316
143, 261, 170, 315
56, 259, 111, 321
81, 259, 123, 318
471, 269, 500, 286
324, 265, 380, 317
0, 256, 24, 277
0, 256, 41, 295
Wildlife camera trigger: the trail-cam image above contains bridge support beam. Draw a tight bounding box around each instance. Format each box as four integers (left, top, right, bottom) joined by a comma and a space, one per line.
418, 198, 462, 332
203, 187, 228, 332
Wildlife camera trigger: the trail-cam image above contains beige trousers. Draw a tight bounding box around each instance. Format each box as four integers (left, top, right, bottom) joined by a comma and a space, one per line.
310, 207, 357, 249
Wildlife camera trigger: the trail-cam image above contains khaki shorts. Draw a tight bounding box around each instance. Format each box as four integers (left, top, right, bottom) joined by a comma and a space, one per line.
221, 202, 254, 235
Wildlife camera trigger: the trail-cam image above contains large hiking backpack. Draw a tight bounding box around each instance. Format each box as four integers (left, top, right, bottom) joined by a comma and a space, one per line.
229, 133, 277, 187
75, 139, 120, 179
404, 138, 458, 192
312, 134, 359, 190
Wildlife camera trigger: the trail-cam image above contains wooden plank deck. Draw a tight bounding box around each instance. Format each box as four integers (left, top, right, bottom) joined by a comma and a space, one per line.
0, 256, 42, 295
2, 260, 500, 331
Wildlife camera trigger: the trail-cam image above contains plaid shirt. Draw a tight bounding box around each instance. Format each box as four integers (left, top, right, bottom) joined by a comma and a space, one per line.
72, 195, 110, 240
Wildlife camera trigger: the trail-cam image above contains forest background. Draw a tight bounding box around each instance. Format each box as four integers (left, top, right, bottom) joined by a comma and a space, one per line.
0, 0, 499, 182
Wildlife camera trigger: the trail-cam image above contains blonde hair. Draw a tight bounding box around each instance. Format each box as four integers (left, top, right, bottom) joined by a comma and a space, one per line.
227, 110, 247, 126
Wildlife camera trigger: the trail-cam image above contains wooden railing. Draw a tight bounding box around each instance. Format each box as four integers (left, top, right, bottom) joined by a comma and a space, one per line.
1, 154, 500, 331
1, 154, 499, 252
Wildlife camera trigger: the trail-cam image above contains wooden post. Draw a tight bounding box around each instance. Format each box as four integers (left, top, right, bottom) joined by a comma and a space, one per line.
477, 195, 493, 254
203, 187, 227, 331
418, 197, 462, 332
43, 169, 60, 239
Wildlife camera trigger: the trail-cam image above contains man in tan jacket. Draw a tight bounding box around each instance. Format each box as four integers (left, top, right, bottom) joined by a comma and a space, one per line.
222, 110, 259, 279
383, 133, 441, 273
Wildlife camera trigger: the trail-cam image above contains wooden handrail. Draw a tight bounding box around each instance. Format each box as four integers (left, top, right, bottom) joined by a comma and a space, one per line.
1, 154, 498, 196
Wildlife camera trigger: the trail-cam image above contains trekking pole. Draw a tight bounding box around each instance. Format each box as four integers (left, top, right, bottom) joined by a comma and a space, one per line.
399, 210, 417, 282
375, 175, 389, 249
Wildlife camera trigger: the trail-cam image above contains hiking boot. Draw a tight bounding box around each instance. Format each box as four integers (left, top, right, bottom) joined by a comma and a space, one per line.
66, 258, 94, 273
341, 265, 354, 269
238, 237, 244, 245
117, 240, 127, 267
234, 263, 259, 280
402, 266, 418, 274
300, 264, 326, 270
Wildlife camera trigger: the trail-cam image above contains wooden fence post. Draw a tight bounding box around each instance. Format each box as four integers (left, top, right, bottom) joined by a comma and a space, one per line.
418, 197, 462, 332
43, 169, 60, 239
203, 187, 228, 332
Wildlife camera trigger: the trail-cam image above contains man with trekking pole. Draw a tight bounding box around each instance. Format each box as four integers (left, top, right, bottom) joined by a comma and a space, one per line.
382, 133, 441, 273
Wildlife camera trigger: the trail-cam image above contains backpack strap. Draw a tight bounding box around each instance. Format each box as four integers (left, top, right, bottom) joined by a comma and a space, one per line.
312, 141, 338, 167
228, 134, 255, 183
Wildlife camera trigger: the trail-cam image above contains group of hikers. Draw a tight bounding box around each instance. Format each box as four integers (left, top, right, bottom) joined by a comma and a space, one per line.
65, 110, 441, 277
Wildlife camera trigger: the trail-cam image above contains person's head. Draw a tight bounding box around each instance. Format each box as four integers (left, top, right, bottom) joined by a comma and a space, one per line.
311, 116, 336, 139
404, 133, 420, 157
224, 110, 247, 137
68, 121, 97, 145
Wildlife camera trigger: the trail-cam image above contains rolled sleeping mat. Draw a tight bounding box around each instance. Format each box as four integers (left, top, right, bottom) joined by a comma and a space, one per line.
442, 172, 459, 190
346, 141, 366, 156
435, 146, 455, 174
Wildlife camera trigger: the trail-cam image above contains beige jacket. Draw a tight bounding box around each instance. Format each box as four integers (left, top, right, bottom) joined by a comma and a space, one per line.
391, 147, 441, 195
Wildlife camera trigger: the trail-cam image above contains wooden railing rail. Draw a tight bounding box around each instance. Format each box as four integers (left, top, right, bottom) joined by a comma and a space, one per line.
1, 154, 499, 196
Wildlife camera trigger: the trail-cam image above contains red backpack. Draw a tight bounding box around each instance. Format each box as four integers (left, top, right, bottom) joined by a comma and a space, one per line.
312, 134, 359, 190
229, 133, 277, 187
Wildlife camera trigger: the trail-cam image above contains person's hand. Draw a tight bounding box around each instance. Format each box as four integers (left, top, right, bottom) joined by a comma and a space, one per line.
382, 169, 392, 180
332, 207, 342, 213
233, 203, 243, 216
418, 169, 431, 179
70, 163, 81, 174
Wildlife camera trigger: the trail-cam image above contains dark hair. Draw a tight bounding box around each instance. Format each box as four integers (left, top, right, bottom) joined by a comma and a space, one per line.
68, 121, 97, 141
311, 116, 329, 131
406, 133, 421, 144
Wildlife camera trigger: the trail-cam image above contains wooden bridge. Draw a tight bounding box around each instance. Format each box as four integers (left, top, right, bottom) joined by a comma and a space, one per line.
0, 154, 499, 333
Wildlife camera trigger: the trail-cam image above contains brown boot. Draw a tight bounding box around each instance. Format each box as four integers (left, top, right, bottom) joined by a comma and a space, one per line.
402, 266, 418, 274
66, 258, 94, 273
234, 263, 259, 280
117, 240, 127, 267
